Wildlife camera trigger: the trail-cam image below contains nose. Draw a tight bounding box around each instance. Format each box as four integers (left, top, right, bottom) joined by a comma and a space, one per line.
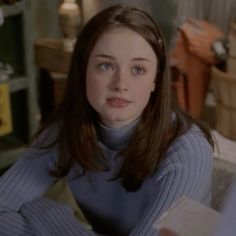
111, 69, 129, 92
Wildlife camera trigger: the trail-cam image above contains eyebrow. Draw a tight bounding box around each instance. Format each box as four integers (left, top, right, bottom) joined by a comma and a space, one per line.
95, 54, 115, 60
94, 54, 152, 62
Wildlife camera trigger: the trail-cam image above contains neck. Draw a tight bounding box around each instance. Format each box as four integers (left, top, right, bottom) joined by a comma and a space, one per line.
97, 118, 140, 150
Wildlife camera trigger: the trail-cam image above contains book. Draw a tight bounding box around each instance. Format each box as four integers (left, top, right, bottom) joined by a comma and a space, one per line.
155, 197, 220, 236
0, 83, 12, 136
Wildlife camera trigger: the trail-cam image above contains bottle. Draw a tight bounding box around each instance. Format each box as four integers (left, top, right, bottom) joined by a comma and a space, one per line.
58, 0, 81, 51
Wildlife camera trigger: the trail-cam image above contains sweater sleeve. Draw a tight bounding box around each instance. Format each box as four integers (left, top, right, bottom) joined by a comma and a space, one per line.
0, 148, 56, 210
0, 149, 97, 236
0, 147, 55, 236
20, 197, 96, 236
129, 128, 213, 236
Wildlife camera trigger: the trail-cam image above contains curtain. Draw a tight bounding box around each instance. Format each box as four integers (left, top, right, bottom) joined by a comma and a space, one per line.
175, 0, 236, 33
207, 0, 236, 33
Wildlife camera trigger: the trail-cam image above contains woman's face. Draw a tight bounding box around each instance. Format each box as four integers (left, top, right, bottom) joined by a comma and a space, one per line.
86, 27, 157, 128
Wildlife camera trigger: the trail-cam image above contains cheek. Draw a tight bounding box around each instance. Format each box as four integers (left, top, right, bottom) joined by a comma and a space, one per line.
135, 80, 155, 100
141, 89, 153, 104
86, 73, 107, 109
132, 87, 152, 111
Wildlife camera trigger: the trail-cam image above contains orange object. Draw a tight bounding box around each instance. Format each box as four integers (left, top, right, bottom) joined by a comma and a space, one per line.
171, 19, 224, 118
170, 64, 188, 111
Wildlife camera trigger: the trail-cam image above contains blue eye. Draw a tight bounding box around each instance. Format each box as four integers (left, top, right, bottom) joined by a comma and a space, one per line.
98, 63, 113, 71
132, 66, 145, 74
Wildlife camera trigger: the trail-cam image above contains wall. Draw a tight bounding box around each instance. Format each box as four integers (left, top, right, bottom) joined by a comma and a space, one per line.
150, 0, 178, 47
30, 0, 151, 40
30, 0, 177, 47
176, 0, 236, 33
30, 0, 61, 39
30, 0, 236, 47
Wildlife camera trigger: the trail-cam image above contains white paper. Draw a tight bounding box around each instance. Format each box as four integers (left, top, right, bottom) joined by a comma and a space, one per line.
155, 197, 221, 236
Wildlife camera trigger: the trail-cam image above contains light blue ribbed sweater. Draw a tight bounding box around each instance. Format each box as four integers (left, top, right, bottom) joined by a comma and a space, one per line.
0, 120, 213, 236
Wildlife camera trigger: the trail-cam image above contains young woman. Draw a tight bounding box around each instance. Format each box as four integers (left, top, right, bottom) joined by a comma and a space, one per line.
0, 5, 214, 236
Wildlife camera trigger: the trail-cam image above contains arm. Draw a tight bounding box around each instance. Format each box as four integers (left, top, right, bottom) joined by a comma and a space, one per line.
20, 197, 96, 236
129, 128, 213, 236
0, 209, 35, 236
0, 149, 98, 236
0, 148, 56, 210
0, 147, 56, 235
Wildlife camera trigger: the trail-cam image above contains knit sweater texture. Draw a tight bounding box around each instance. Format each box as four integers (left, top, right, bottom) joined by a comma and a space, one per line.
0, 120, 213, 236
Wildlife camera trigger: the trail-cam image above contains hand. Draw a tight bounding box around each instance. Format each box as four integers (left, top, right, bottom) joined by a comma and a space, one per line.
159, 228, 178, 236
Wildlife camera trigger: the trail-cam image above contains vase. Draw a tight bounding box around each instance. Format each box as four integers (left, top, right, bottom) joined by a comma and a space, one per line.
80, 0, 101, 24
58, 0, 81, 51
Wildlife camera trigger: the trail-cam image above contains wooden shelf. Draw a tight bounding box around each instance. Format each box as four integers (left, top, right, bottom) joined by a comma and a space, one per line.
1, 1, 25, 17
0, 0, 39, 164
0, 77, 28, 92
8, 76, 28, 92
34, 38, 72, 74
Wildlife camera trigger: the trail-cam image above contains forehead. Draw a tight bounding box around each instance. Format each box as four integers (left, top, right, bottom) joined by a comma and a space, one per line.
89, 27, 157, 62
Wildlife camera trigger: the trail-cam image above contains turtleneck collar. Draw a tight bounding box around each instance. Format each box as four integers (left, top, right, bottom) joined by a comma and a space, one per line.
97, 118, 140, 151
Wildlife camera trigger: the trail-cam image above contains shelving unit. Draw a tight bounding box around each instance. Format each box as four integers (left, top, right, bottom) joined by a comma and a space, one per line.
7, 77, 28, 92
0, 0, 39, 168
2, 1, 24, 17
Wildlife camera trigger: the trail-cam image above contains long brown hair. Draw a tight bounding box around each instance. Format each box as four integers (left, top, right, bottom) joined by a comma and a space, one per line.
35, 5, 214, 191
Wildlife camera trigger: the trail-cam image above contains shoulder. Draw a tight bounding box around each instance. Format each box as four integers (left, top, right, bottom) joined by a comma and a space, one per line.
146, 125, 213, 206
20, 125, 59, 168
169, 124, 212, 160
158, 124, 213, 176
32, 124, 58, 148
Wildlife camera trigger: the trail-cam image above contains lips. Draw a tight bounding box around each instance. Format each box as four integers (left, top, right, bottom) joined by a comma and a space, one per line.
106, 97, 130, 108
